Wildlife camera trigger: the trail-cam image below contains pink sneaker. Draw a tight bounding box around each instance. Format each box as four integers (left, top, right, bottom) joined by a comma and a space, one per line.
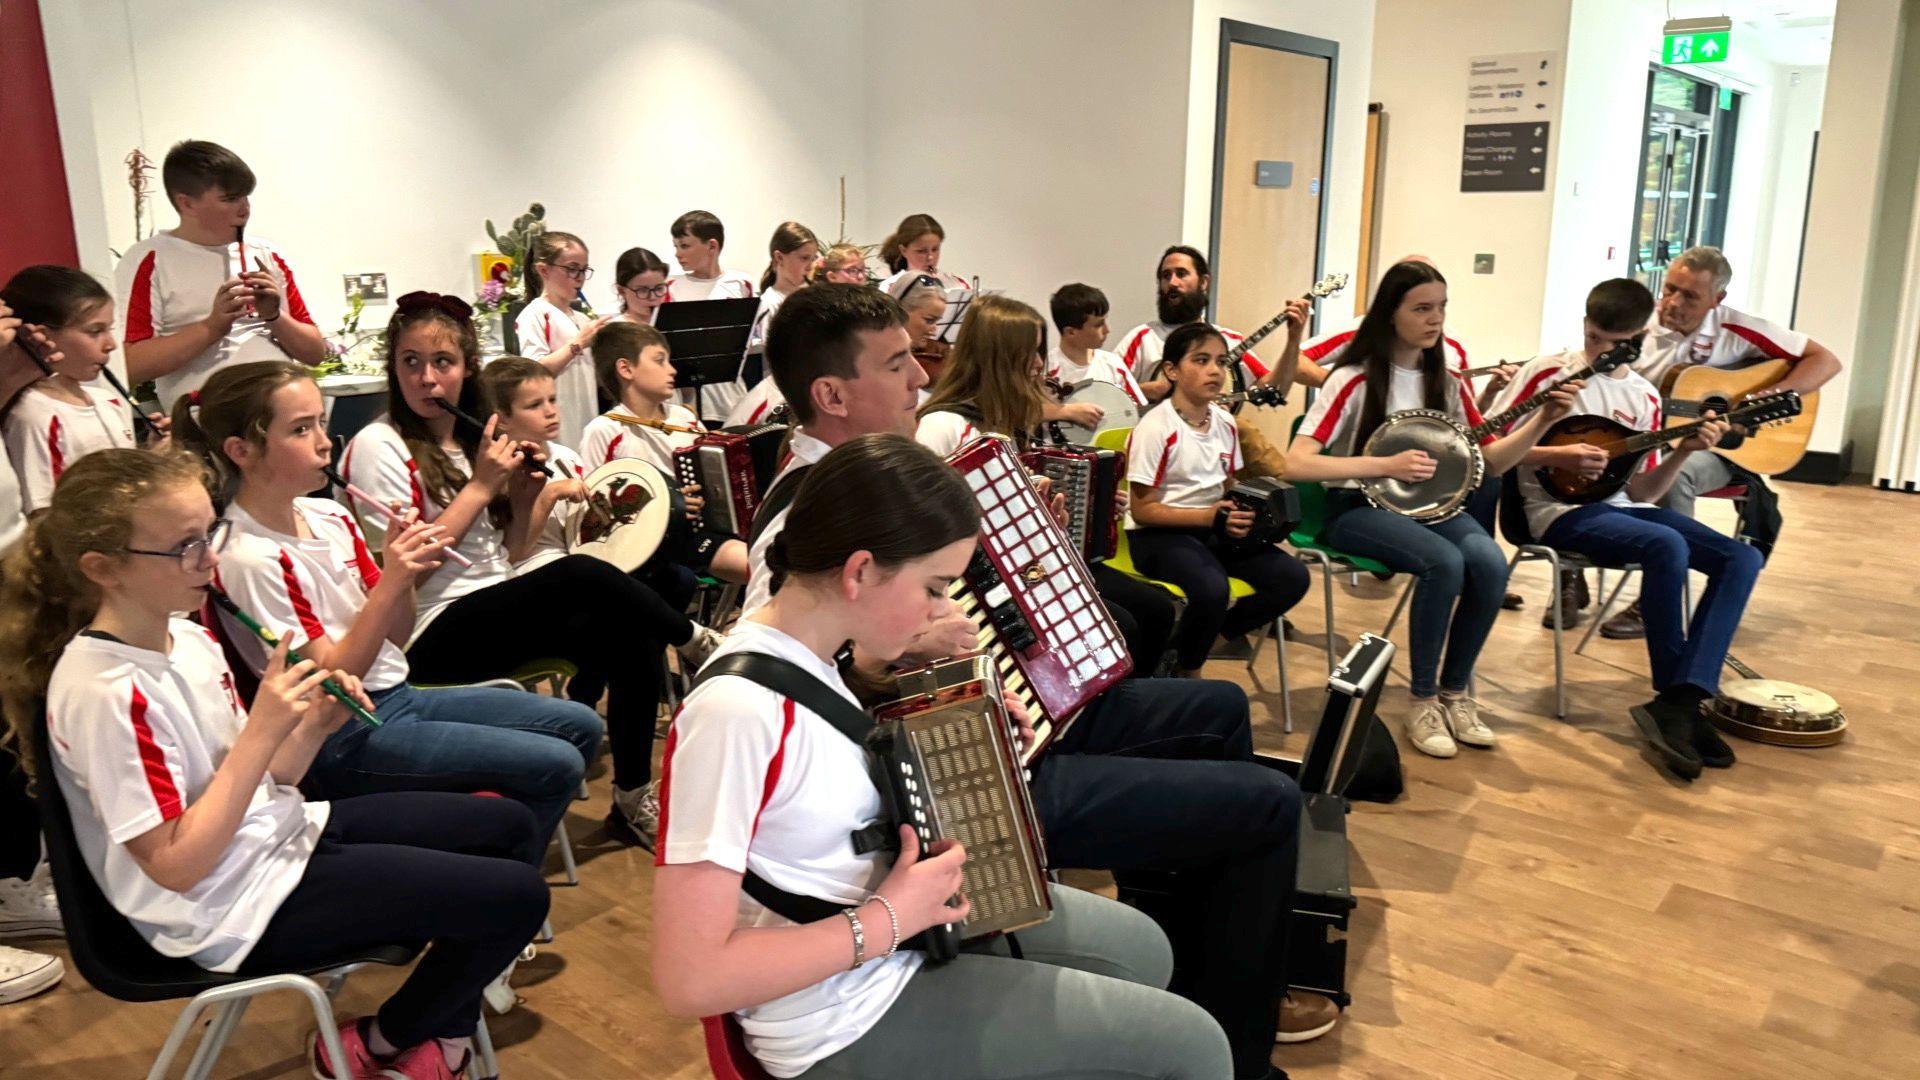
384, 1040, 471, 1079
308, 1017, 392, 1080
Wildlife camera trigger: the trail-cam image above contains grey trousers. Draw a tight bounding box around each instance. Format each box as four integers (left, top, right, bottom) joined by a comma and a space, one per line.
1657, 451, 1735, 520
798, 884, 1235, 1080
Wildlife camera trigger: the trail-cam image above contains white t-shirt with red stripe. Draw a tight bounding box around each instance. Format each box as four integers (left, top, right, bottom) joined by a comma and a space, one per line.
655, 619, 921, 1077
340, 420, 513, 639
1634, 304, 1811, 387
1299, 363, 1489, 488
1046, 346, 1146, 407
115, 232, 317, 409
876, 267, 971, 294
46, 621, 328, 973
1303, 321, 1468, 372
912, 408, 985, 459
0, 438, 22, 555
1125, 399, 1241, 523
725, 376, 787, 428
514, 441, 588, 576
741, 430, 832, 619
2, 382, 137, 511
580, 403, 703, 476
514, 298, 596, 449
1494, 350, 1665, 538
214, 498, 409, 692
1115, 320, 1267, 387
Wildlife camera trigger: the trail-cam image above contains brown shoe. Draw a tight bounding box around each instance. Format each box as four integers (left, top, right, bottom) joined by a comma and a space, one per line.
1501, 591, 1525, 610
1599, 599, 1646, 639
1276, 991, 1340, 1044
1540, 568, 1586, 629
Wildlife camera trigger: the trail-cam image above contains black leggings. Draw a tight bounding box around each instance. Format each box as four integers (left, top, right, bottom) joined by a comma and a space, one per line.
407, 555, 692, 790
1129, 528, 1311, 671
240, 791, 548, 1047
1, 749, 39, 880
1090, 562, 1176, 675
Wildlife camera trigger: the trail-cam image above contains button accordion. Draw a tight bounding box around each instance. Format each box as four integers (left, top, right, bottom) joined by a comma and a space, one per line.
945, 437, 1132, 762
1226, 477, 1301, 546
1022, 443, 1124, 563
869, 655, 1052, 959
672, 431, 759, 538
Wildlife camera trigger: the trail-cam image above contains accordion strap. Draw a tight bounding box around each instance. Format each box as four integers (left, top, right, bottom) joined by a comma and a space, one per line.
748, 465, 813, 546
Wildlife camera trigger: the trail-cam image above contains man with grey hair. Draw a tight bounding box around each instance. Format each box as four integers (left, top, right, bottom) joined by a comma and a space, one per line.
1599, 246, 1843, 638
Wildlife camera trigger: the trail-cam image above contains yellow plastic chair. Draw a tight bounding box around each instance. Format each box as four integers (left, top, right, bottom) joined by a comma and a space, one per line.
1093, 426, 1293, 733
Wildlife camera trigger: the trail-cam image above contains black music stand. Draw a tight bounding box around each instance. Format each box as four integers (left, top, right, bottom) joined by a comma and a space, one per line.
654, 297, 760, 421
931, 287, 998, 344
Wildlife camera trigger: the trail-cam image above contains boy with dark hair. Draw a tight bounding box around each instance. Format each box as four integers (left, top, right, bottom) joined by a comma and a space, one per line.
664, 210, 755, 303
1045, 282, 1145, 430
1492, 279, 1757, 781
116, 140, 328, 408
1115, 244, 1303, 403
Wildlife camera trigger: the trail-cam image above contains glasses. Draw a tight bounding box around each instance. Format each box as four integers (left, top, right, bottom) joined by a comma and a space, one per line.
120, 520, 231, 571
622, 281, 669, 299
550, 262, 594, 282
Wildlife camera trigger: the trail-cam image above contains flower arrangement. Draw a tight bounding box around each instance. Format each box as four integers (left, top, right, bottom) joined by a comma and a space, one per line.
321, 290, 386, 377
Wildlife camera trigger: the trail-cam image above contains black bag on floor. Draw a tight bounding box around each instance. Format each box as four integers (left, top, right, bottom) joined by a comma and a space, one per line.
1339, 714, 1404, 803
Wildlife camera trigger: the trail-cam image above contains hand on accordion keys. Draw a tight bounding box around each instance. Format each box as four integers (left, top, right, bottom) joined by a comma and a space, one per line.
1028, 473, 1069, 529
876, 825, 972, 941
1002, 687, 1037, 755
678, 482, 705, 523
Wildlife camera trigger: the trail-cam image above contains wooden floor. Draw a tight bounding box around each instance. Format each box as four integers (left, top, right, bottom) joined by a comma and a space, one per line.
5, 480, 1919, 1079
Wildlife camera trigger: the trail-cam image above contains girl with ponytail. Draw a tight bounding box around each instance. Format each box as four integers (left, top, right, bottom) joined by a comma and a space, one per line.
342, 296, 722, 850
0, 449, 548, 1079
170, 359, 603, 848
651, 433, 1231, 1079
514, 229, 611, 447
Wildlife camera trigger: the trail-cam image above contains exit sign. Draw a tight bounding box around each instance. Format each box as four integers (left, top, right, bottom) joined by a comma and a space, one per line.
1664, 30, 1731, 64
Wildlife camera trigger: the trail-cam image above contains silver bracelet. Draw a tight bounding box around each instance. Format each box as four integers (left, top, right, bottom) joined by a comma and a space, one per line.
869, 894, 901, 957
842, 907, 867, 969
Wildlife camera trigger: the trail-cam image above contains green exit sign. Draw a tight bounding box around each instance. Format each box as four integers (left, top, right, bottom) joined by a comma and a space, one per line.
1664, 30, 1732, 65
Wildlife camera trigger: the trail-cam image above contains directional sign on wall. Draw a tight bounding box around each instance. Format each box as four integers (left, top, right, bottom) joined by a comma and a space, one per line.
1461, 51, 1560, 192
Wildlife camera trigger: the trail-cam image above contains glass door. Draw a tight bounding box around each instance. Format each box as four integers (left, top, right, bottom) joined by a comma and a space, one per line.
1631, 69, 1738, 293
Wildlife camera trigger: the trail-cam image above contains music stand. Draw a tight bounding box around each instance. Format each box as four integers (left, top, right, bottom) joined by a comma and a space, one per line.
931, 287, 999, 345
654, 298, 761, 420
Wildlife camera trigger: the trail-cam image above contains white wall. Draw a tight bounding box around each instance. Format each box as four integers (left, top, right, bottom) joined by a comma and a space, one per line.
1369, 0, 1571, 363
1183, 0, 1375, 338
1749, 65, 1826, 319
861, 0, 1192, 334
46, 0, 871, 332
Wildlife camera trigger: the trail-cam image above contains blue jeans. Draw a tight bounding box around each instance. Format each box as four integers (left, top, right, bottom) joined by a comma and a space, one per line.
1323, 493, 1510, 697
1542, 503, 1762, 694
1035, 678, 1300, 1077
306, 683, 604, 841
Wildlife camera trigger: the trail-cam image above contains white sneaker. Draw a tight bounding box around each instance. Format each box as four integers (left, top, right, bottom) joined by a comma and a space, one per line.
482, 944, 534, 1015
1406, 700, 1458, 758
0, 944, 63, 1004
1443, 695, 1498, 748
607, 782, 660, 850
0, 864, 63, 940
674, 625, 725, 672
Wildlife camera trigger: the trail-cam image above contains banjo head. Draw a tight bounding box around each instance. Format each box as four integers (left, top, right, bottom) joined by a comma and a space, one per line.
1358, 410, 1484, 522
566, 460, 672, 572
1058, 380, 1141, 442
1709, 678, 1845, 746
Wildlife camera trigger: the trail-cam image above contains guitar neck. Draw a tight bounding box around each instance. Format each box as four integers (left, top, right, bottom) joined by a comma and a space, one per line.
1224, 307, 1294, 363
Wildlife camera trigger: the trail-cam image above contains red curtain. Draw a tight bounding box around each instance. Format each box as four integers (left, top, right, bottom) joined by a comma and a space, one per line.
0, 0, 80, 280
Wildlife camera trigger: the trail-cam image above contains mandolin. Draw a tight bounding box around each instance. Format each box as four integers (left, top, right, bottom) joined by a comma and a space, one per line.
1534, 390, 1803, 504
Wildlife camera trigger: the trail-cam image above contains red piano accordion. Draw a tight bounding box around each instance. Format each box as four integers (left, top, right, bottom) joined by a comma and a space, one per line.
672, 430, 760, 538
1022, 443, 1124, 564
944, 436, 1131, 762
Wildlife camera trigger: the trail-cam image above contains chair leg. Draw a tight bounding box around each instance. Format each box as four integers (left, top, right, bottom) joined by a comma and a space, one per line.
537, 917, 554, 944
1381, 576, 1415, 638
182, 998, 250, 1080
473, 1011, 502, 1079
554, 818, 578, 887
1318, 557, 1338, 674
1543, 551, 1567, 720
1273, 619, 1293, 734
1577, 569, 1634, 656
148, 996, 214, 1080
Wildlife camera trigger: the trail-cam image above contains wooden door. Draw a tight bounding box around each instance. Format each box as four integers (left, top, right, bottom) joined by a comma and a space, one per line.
1215, 37, 1332, 441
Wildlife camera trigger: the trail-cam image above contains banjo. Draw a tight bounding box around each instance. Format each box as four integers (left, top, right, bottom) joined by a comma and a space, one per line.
1706, 654, 1845, 748
1148, 272, 1352, 390
565, 460, 673, 571
1358, 335, 1643, 522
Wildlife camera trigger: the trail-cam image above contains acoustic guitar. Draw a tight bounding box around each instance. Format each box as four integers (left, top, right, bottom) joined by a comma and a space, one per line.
1660, 360, 1818, 475
1534, 390, 1803, 504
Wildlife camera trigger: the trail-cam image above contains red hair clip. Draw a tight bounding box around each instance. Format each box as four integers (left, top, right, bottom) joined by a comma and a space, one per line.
394, 291, 475, 323
186, 390, 202, 407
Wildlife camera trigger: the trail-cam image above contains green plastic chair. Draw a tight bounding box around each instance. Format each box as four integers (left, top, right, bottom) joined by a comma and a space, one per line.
1282, 417, 1415, 675
1094, 426, 1292, 733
